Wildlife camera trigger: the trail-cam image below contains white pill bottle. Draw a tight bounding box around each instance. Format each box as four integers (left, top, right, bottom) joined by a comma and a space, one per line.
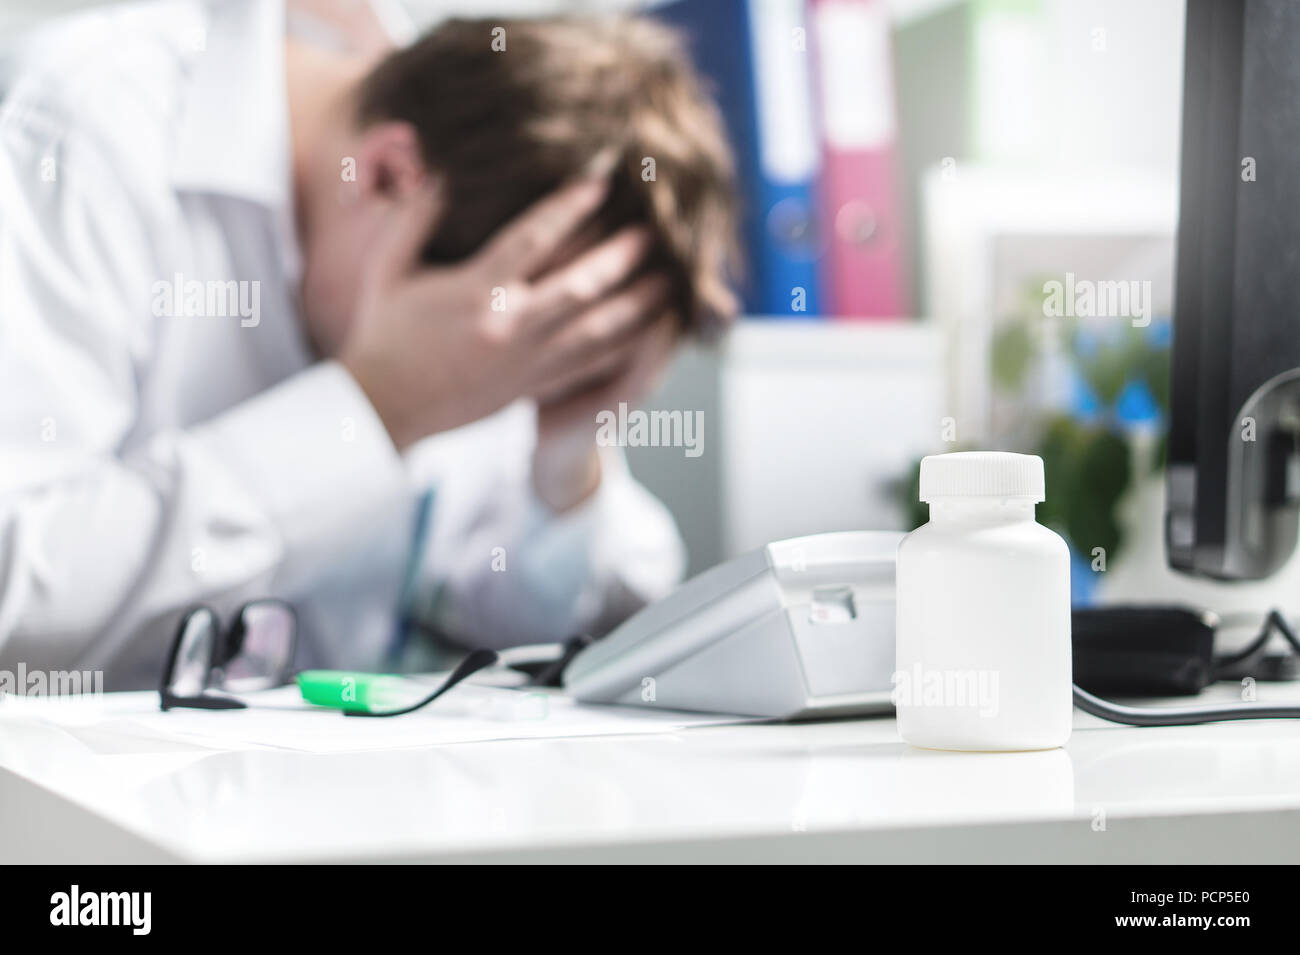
895, 451, 1072, 751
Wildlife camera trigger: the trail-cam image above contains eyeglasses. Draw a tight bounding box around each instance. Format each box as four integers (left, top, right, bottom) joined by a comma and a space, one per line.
160, 600, 297, 711
159, 601, 503, 717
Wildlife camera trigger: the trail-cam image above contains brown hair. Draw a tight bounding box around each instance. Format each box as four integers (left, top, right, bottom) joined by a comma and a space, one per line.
355, 16, 739, 335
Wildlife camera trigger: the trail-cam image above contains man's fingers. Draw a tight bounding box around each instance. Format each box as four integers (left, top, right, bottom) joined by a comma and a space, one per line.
532, 330, 644, 405
534, 314, 678, 421
365, 181, 442, 288
473, 175, 611, 281
538, 271, 673, 370
609, 309, 677, 398
526, 225, 654, 328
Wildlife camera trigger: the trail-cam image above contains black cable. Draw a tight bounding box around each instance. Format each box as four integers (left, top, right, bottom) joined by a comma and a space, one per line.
1073, 683, 1300, 726
344, 650, 499, 718
1214, 609, 1300, 676
1077, 607, 1300, 726
526, 633, 595, 688
1212, 615, 1275, 672
1266, 609, 1300, 654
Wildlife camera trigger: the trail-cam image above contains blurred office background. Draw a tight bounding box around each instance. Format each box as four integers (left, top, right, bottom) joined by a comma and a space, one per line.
8, 0, 1299, 622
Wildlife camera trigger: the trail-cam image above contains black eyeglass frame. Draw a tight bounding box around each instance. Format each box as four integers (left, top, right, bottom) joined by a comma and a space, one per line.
159, 600, 298, 712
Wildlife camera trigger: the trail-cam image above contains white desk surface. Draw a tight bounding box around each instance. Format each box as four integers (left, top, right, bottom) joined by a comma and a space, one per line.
3, 684, 1300, 864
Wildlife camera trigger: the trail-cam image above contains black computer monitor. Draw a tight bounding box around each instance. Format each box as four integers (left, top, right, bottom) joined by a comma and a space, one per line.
1167, 0, 1300, 580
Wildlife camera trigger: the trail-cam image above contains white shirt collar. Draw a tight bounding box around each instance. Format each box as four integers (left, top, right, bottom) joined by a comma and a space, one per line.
171, 0, 303, 288
171, 0, 292, 212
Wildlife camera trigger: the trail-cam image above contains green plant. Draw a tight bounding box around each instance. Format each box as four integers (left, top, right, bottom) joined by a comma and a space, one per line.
900, 284, 1170, 567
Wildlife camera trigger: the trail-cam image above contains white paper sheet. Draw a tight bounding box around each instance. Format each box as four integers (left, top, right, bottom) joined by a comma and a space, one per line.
0, 683, 753, 754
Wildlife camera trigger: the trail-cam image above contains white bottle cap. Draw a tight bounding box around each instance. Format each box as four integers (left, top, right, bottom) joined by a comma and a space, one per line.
919, 451, 1046, 502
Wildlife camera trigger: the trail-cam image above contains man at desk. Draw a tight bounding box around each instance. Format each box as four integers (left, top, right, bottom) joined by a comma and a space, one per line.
0, 0, 738, 687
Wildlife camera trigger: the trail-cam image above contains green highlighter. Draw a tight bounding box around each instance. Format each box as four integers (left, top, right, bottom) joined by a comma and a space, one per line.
296, 650, 499, 718
297, 671, 414, 714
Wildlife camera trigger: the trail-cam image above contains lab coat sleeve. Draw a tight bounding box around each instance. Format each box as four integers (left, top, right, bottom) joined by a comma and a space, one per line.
424, 443, 687, 650
0, 128, 407, 675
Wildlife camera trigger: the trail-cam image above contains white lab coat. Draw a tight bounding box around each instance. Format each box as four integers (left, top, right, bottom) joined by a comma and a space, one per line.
0, 0, 685, 688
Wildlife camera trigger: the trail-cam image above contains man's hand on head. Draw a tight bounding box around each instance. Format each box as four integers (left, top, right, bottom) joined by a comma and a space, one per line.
532, 310, 678, 512
338, 172, 670, 453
